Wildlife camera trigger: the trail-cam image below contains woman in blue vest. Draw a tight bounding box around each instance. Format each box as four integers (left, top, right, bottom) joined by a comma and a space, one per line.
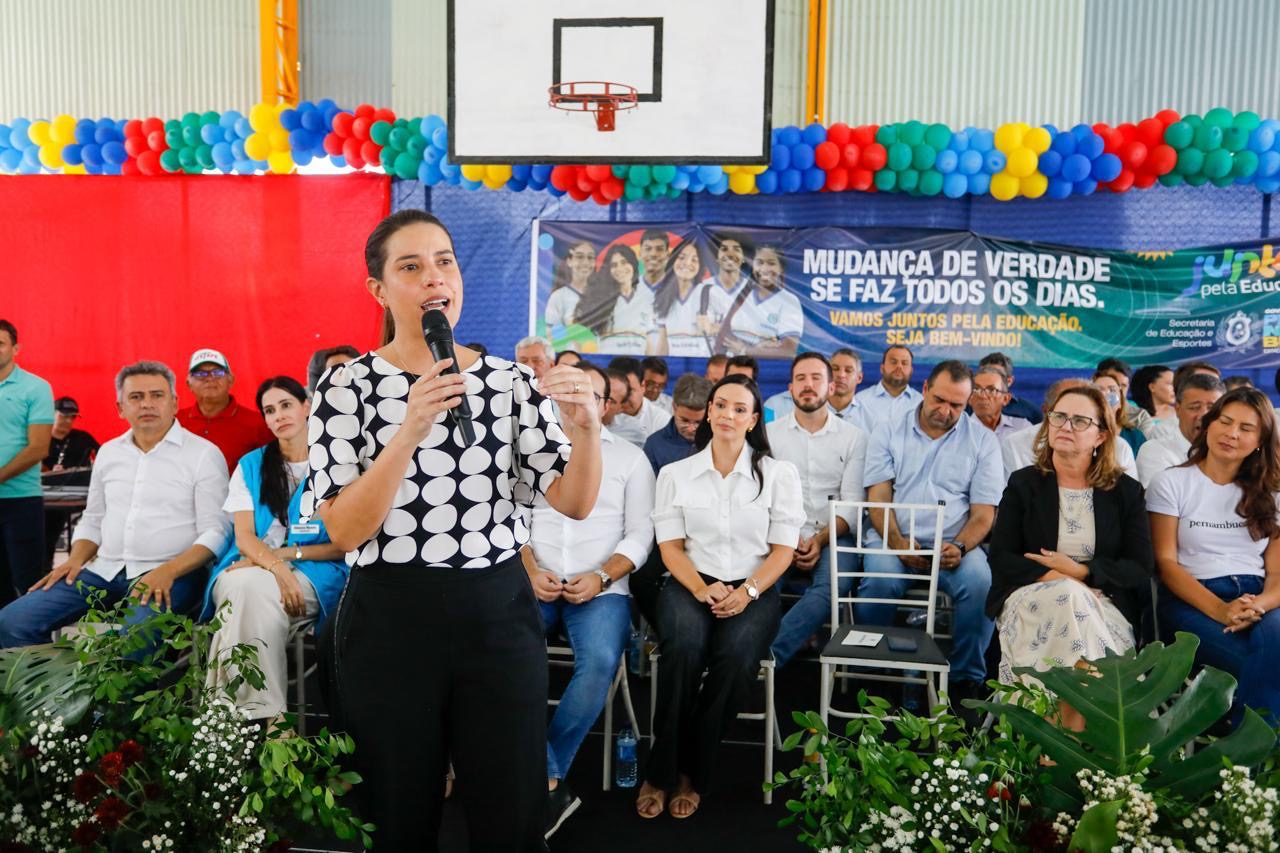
203, 376, 348, 723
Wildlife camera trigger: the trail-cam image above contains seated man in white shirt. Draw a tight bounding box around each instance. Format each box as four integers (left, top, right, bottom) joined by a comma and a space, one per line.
766, 353, 868, 667
642, 356, 673, 413
608, 356, 671, 446
969, 366, 1030, 439
523, 361, 656, 837
1136, 373, 1225, 488
1001, 378, 1138, 483
0, 361, 230, 648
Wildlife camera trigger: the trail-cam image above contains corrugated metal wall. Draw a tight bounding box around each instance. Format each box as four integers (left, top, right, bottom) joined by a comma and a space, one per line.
771, 0, 810, 128
299, 0, 391, 108
388, 0, 447, 117
0, 0, 258, 120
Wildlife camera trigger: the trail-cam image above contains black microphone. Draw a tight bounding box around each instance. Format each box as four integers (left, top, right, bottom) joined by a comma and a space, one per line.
421, 310, 477, 447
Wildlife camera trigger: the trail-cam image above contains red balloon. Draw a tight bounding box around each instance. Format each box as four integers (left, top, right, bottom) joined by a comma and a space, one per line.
849, 168, 873, 191
1154, 109, 1181, 126
352, 117, 372, 140
1094, 123, 1122, 153
142, 116, 164, 137
576, 174, 596, 194
601, 177, 624, 200
120, 159, 140, 176
860, 142, 888, 171
824, 167, 849, 192
840, 143, 861, 168
323, 132, 344, 156
591, 188, 610, 205
1108, 169, 1135, 193
354, 103, 375, 119
124, 137, 148, 157
124, 119, 143, 139
373, 108, 396, 124
851, 125, 876, 147
814, 141, 840, 170
1133, 172, 1158, 189
1116, 123, 1138, 144
1136, 118, 1165, 147
1121, 141, 1148, 169
567, 184, 591, 202
147, 131, 166, 151
826, 122, 851, 146
360, 140, 380, 164
549, 165, 575, 192
1147, 144, 1177, 175
332, 112, 355, 138
342, 137, 363, 164
136, 150, 162, 176
584, 164, 612, 182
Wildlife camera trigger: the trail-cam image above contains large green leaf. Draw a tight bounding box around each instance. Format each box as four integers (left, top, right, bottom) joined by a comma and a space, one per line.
0, 642, 93, 728
966, 632, 1275, 809
1069, 799, 1123, 853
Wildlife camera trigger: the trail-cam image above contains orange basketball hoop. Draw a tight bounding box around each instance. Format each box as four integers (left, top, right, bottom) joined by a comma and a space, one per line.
548, 81, 638, 132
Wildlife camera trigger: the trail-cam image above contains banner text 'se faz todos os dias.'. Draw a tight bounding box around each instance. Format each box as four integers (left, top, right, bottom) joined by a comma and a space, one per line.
530, 220, 1280, 368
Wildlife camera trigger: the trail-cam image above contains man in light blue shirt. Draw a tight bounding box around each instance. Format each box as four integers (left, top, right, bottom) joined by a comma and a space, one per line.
0, 320, 54, 604
857, 361, 1003, 707
858, 345, 923, 435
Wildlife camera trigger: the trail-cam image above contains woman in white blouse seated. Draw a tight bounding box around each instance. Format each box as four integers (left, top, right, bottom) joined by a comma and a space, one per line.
636, 374, 803, 820
202, 376, 348, 724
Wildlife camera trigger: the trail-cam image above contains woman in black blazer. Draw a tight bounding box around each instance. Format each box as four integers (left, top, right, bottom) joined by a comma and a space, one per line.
988, 385, 1154, 731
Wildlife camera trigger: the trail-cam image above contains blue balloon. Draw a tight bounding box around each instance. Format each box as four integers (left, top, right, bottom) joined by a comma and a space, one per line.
94, 127, 116, 145
11, 117, 31, 136
422, 114, 446, 138
83, 161, 103, 175
527, 178, 548, 191
696, 164, 723, 184
1038, 150, 1063, 177
935, 149, 958, 174
1049, 131, 1076, 156
330, 155, 346, 168
778, 125, 802, 147
461, 177, 483, 191
212, 142, 234, 169
802, 167, 826, 191
201, 124, 221, 145
1091, 152, 1122, 182
0, 123, 8, 142
0, 149, 21, 172
1248, 125, 1276, 154
802, 122, 826, 145
81, 144, 103, 168
1073, 178, 1098, 196
1069, 123, 1093, 142
1041, 124, 1060, 137
1061, 153, 1090, 183
780, 168, 803, 193
235, 117, 252, 139
231, 139, 247, 160
9, 128, 29, 150
74, 120, 96, 144
504, 178, 527, 192
970, 129, 994, 152
511, 163, 531, 180
101, 141, 127, 165
942, 172, 967, 198
294, 150, 313, 167
967, 172, 990, 195
1259, 150, 1280, 178
755, 170, 779, 194
431, 127, 448, 149
958, 149, 983, 176
439, 158, 460, 179
531, 163, 553, 182
949, 130, 970, 152
302, 110, 325, 134
790, 143, 815, 170
62, 144, 84, 166
546, 184, 566, 197
983, 150, 1006, 173
220, 111, 243, 128
1047, 178, 1073, 199
288, 129, 312, 150
280, 109, 301, 131
317, 99, 336, 112
706, 175, 729, 195
102, 161, 122, 176
19, 147, 41, 174
771, 143, 791, 171
1257, 177, 1280, 193
1076, 133, 1104, 160
670, 170, 690, 190
234, 160, 257, 174
423, 146, 442, 164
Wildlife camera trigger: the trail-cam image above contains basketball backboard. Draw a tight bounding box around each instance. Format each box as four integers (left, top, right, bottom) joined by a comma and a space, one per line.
447, 0, 774, 164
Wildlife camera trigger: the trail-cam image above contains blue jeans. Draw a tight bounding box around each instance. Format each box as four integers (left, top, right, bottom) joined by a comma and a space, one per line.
771, 535, 856, 668
539, 593, 631, 781
0, 566, 205, 650
1158, 574, 1280, 726
854, 548, 994, 683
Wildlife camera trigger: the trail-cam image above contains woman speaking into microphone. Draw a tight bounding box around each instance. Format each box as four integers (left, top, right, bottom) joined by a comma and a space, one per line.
302, 209, 601, 850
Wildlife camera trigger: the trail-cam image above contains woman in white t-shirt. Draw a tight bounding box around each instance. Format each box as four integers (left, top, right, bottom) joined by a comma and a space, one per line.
717, 245, 803, 359
201, 376, 348, 724
1147, 387, 1280, 726
544, 239, 597, 328
636, 375, 803, 820
652, 239, 713, 357
574, 244, 654, 354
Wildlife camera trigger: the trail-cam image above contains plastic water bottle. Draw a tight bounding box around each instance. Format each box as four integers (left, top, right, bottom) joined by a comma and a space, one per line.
627, 627, 643, 675
614, 726, 638, 788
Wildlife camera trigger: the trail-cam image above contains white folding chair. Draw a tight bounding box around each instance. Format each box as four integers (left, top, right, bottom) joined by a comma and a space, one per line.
647, 652, 782, 805
287, 620, 318, 736
546, 643, 640, 790
820, 500, 950, 728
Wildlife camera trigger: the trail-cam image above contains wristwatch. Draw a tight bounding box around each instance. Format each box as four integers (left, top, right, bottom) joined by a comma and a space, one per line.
594, 569, 613, 590
294, 544, 304, 561
953, 542, 968, 557
744, 578, 760, 600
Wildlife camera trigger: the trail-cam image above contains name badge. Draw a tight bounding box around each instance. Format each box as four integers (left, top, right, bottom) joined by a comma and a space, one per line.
290, 523, 321, 536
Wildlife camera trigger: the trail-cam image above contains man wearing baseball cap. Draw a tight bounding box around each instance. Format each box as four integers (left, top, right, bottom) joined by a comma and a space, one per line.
42, 396, 100, 570
176, 348, 272, 473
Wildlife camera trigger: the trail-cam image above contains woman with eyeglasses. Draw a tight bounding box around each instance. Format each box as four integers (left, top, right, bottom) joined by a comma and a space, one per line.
1092, 370, 1147, 455
1147, 387, 1280, 727
988, 385, 1153, 731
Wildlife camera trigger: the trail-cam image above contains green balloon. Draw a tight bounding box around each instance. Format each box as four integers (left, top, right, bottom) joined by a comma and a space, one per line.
1176, 147, 1204, 175
1232, 111, 1260, 131
1182, 114, 1203, 129
901, 121, 925, 146
182, 125, 200, 147
1184, 172, 1208, 187
178, 147, 196, 168
897, 168, 920, 192
394, 151, 418, 180
875, 124, 898, 146
408, 117, 422, 136
388, 127, 409, 151
1163, 121, 1193, 150
666, 184, 682, 199
1222, 126, 1248, 152
612, 164, 628, 178
645, 182, 664, 199
1203, 107, 1233, 129
1202, 148, 1232, 178
1158, 172, 1185, 187
165, 128, 183, 149
393, 118, 408, 129
369, 121, 391, 146
653, 164, 677, 184
887, 142, 912, 171
629, 164, 651, 186
1210, 174, 1236, 188
919, 170, 943, 196
1232, 150, 1259, 178
379, 146, 395, 169
181, 112, 200, 130
1192, 124, 1222, 151
195, 144, 214, 169
406, 136, 427, 157
182, 163, 202, 175
159, 149, 180, 172
164, 119, 180, 134
873, 168, 897, 191
924, 123, 951, 151
624, 182, 644, 200
201, 110, 219, 126
911, 144, 936, 171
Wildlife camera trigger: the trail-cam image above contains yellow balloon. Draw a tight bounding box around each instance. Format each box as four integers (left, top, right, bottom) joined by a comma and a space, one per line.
1020, 173, 1048, 199
743, 164, 768, 175
722, 164, 740, 174
28, 120, 52, 146
267, 150, 294, 174
460, 164, 486, 181
249, 102, 276, 133
244, 133, 271, 161
993, 123, 1024, 152
728, 171, 756, 194
989, 172, 1019, 201
1005, 148, 1037, 178
483, 176, 506, 190
38, 144, 64, 169
269, 128, 290, 150
1023, 127, 1051, 154
51, 114, 77, 145
485, 164, 513, 183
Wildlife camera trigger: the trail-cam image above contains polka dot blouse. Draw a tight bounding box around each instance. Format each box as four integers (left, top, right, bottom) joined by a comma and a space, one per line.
300, 352, 572, 570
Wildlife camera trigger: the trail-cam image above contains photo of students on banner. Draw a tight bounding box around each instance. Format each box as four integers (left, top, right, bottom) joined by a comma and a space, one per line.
531, 220, 1280, 368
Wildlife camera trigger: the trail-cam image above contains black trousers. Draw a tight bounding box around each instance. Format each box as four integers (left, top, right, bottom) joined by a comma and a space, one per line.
629, 544, 667, 633
321, 556, 549, 852
0, 497, 44, 605
645, 574, 780, 793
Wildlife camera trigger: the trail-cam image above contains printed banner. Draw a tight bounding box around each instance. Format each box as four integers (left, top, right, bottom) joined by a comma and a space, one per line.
529, 220, 1280, 368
